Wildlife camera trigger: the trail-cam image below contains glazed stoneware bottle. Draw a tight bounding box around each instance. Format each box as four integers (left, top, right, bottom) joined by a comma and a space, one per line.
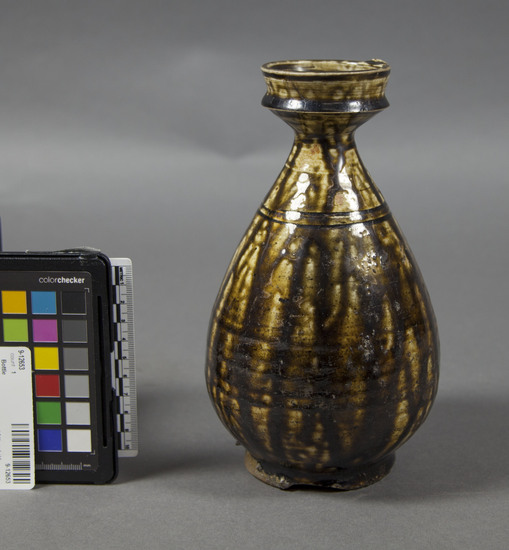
206, 60, 439, 490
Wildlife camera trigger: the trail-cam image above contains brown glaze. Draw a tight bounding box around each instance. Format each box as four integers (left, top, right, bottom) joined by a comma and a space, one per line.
206, 60, 439, 490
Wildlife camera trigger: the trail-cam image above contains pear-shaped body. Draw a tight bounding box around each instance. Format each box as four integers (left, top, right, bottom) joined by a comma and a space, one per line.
206, 60, 439, 489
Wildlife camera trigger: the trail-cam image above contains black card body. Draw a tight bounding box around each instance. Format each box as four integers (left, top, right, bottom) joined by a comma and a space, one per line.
0, 250, 117, 483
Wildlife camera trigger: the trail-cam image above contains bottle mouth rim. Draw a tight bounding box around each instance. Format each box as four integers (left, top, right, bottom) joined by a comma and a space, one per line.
261, 59, 390, 78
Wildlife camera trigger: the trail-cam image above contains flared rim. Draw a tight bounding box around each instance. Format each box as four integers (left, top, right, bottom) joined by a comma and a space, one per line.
261, 59, 390, 78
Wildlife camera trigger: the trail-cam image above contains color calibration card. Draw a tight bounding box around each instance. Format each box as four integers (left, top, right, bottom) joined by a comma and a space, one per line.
0, 252, 121, 484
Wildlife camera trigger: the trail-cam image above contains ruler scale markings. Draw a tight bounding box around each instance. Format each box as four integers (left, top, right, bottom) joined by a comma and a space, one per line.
110, 259, 138, 457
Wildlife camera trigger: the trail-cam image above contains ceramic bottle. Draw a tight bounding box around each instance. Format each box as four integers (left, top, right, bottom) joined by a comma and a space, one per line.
206, 60, 439, 489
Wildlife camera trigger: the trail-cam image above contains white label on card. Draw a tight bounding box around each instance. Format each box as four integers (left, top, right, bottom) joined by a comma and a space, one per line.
0, 347, 34, 490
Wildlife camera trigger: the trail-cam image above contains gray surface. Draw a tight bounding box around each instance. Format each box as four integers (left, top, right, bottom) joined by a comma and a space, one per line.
0, 1, 508, 548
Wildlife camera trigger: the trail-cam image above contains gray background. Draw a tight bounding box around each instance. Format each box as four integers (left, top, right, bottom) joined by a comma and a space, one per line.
0, 0, 508, 548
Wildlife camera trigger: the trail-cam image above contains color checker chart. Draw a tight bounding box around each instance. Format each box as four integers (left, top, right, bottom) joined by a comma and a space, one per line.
2, 283, 97, 459
0, 253, 118, 483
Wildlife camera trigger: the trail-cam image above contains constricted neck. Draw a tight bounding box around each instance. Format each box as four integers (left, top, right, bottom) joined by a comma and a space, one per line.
261, 127, 387, 221
259, 59, 391, 220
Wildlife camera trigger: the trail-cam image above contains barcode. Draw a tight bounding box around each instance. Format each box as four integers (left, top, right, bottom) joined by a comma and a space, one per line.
11, 424, 32, 485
